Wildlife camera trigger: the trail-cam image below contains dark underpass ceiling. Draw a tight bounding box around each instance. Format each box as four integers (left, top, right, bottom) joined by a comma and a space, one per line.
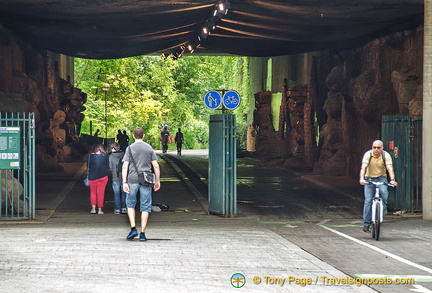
0, 0, 424, 59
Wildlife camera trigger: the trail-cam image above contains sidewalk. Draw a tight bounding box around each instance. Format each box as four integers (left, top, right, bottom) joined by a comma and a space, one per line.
0, 151, 380, 292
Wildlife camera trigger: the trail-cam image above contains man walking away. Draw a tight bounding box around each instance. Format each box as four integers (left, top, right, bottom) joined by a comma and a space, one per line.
122, 127, 161, 241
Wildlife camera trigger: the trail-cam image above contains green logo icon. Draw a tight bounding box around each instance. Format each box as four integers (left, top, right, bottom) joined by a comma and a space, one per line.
231, 273, 246, 288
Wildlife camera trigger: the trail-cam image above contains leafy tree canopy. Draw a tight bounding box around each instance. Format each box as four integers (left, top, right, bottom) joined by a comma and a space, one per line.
74, 55, 251, 150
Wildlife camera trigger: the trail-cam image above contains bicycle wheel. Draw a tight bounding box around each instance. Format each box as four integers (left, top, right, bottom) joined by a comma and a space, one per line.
375, 202, 381, 241
371, 202, 376, 239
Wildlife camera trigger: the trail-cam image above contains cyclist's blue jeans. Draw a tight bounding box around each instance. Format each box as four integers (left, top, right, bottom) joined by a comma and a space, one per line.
112, 180, 126, 211
125, 183, 152, 212
363, 176, 388, 226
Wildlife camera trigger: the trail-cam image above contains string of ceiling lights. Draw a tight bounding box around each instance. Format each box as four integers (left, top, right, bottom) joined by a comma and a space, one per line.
162, 0, 230, 60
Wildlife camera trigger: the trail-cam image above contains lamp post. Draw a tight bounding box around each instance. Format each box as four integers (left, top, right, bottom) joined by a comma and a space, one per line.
102, 83, 110, 147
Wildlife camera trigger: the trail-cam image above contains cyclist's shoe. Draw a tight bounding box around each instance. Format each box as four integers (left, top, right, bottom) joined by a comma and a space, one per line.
363, 225, 370, 233
126, 227, 138, 240
139, 232, 147, 242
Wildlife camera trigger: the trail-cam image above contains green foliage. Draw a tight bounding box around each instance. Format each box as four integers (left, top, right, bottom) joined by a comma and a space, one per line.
74, 55, 251, 150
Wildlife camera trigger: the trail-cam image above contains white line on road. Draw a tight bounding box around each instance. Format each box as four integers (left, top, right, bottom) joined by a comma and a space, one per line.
317, 220, 432, 275
410, 285, 432, 292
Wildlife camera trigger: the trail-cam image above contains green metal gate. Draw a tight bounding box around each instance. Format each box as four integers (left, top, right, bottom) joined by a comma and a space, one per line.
382, 114, 422, 212
208, 114, 237, 217
0, 112, 36, 220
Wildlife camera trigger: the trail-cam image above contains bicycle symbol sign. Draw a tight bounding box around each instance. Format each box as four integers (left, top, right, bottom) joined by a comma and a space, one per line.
223, 91, 241, 110
203, 91, 222, 109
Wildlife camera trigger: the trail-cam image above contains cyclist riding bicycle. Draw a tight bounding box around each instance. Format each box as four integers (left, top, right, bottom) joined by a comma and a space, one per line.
359, 140, 397, 233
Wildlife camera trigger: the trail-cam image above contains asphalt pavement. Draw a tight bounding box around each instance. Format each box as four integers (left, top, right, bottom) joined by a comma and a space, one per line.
0, 149, 429, 292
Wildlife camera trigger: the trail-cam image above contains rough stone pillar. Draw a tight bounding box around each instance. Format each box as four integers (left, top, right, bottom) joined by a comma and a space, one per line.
423, 0, 432, 219
246, 124, 256, 152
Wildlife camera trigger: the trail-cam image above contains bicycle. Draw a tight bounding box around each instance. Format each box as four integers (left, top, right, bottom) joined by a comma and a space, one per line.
366, 181, 394, 241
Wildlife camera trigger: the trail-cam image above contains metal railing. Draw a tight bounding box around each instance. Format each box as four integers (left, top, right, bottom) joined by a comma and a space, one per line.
0, 112, 35, 220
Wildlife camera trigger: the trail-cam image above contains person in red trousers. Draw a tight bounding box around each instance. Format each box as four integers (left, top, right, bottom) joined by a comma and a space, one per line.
87, 143, 109, 214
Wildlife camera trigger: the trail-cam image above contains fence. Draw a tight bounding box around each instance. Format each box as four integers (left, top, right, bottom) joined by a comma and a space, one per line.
382, 114, 422, 212
0, 112, 35, 220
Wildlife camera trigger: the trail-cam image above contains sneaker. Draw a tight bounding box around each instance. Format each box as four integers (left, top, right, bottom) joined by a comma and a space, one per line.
126, 228, 138, 240
98, 210, 104, 215
139, 232, 147, 242
363, 225, 370, 233
114, 210, 120, 215
90, 209, 96, 214
121, 208, 127, 214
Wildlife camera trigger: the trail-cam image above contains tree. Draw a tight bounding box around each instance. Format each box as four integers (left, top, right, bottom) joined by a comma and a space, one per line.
74, 55, 251, 149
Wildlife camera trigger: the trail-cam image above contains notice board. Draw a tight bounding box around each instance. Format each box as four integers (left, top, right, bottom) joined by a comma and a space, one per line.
0, 127, 20, 169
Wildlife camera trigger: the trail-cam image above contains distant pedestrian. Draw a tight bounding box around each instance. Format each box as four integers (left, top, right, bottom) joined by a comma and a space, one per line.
94, 129, 101, 137
122, 127, 161, 241
109, 142, 126, 214
116, 130, 123, 143
87, 143, 109, 214
120, 130, 129, 151
160, 125, 170, 153
174, 128, 184, 156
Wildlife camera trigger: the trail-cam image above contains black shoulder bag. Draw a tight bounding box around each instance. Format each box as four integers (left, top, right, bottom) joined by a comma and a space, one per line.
127, 147, 156, 187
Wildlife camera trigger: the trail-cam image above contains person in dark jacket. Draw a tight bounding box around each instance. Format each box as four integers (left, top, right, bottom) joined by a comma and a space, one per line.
160, 125, 170, 153
87, 143, 109, 214
174, 128, 184, 156
109, 142, 126, 214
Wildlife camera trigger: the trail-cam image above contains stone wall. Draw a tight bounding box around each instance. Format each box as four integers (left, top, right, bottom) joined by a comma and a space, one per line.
0, 26, 87, 172
251, 26, 423, 177
315, 28, 423, 177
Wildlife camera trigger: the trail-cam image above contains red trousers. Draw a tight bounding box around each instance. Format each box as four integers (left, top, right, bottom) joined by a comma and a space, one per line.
89, 176, 108, 208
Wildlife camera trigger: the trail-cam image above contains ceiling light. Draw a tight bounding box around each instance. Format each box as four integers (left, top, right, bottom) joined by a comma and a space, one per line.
187, 44, 195, 53
162, 0, 230, 60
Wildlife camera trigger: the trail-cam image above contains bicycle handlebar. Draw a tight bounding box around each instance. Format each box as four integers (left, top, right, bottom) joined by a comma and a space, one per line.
365, 181, 395, 187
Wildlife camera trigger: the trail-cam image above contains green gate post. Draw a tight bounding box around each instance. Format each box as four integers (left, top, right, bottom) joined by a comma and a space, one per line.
382, 114, 420, 212
209, 114, 237, 217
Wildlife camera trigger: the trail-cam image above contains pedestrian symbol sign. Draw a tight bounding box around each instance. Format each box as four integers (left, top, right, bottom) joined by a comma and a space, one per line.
204, 91, 222, 109
223, 91, 240, 110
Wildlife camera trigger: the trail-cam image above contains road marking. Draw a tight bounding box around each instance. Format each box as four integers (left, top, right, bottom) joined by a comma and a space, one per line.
326, 224, 363, 228
410, 285, 432, 292
258, 221, 308, 225
317, 220, 432, 275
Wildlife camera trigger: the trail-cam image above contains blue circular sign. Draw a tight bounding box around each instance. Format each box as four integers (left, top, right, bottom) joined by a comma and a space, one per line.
223, 91, 240, 110
204, 91, 222, 109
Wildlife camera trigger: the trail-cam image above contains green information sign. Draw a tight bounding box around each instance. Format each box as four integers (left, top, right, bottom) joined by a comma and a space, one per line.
0, 127, 20, 169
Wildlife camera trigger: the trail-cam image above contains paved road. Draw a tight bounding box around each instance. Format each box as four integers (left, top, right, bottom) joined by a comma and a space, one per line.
163, 150, 432, 293
1, 149, 431, 292
0, 151, 374, 293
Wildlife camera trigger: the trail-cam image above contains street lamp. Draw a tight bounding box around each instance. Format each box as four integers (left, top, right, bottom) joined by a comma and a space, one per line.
102, 83, 110, 147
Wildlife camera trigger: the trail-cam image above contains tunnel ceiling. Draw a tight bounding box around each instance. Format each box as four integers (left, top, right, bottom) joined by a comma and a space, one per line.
0, 0, 424, 59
